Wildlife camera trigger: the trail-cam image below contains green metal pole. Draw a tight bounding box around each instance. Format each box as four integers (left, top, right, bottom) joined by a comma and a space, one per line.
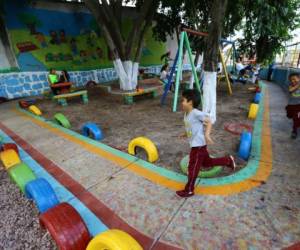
184, 32, 203, 107
172, 31, 185, 112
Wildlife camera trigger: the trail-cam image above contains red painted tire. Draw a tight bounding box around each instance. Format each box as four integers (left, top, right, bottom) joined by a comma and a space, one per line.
1, 143, 19, 155
19, 100, 30, 109
39, 202, 90, 250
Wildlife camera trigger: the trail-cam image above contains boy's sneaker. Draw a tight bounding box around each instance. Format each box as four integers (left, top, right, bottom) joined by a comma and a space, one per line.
229, 155, 236, 170
176, 190, 194, 198
291, 131, 297, 139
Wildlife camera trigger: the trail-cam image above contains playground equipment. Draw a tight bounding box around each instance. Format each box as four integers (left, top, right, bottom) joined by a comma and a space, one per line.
224, 122, 253, 136
25, 178, 59, 213
81, 122, 103, 140
8, 163, 36, 193
281, 41, 300, 68
29, 105, 42, 116
0, 149, 21, 169
87, 229, 143, 250
254, 92, 261, 104
1, 143, 19, 155
128, 137, 159, 163
238, 131, 252, 160
180, 155, 223, 178
161, 28, 233, 112
53, 113, 71, 129
52, 90, 88, 106
39, 202, 91, 250
248, 103, 259, 120
124, 87, 158, 105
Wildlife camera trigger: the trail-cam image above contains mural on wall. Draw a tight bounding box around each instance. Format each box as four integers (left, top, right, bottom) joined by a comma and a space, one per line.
4, 1, 165, 72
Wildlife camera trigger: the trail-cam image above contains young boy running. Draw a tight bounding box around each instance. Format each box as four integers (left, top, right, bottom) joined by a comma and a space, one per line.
176, 89, 236, 198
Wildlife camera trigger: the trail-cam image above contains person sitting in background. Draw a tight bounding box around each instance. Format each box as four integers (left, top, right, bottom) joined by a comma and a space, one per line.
48, 69, 71, 95
160, 64, 169, 84
59, 69, 70, 82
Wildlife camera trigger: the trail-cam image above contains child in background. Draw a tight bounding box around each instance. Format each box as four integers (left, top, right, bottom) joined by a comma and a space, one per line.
176, 89, 236, 198
160, 64, 169, 84
286, 73, 300, 139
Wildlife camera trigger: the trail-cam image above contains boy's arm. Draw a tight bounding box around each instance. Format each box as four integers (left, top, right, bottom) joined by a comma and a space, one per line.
289, 83, 300, 93
204, 117, 214, 144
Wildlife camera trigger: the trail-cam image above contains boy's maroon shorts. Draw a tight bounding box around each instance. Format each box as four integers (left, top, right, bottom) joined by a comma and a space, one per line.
286, 104, 300, 130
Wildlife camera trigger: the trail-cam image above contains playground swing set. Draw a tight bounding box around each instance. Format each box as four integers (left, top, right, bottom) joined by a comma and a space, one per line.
161, 27, 235, 112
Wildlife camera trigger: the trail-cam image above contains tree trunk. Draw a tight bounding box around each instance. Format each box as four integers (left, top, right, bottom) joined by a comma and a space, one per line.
85, 0, 156, 91
202, 0, 228, 123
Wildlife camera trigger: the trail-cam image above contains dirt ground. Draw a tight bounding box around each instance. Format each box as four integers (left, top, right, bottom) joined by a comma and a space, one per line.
37, 80, 254, 175
0, 164, 57, 250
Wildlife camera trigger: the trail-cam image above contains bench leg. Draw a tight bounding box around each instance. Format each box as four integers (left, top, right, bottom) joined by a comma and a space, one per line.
124, 96, 133, 105
152, 90, 158, 98
58, 98, 67, 107
82, 94, 89, 104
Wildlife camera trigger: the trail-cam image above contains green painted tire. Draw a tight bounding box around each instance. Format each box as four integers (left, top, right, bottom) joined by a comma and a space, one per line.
8, 163, 36, 193
54, 113, 71, 129
180, 155, 223, 178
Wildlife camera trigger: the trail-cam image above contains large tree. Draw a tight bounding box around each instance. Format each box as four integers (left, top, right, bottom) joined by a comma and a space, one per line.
238, 0, 300, 63
85, 0, 159, 90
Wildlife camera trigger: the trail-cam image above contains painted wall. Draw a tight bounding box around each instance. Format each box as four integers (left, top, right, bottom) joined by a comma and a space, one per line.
0, 66, 162, 99
3, 0, 165, 72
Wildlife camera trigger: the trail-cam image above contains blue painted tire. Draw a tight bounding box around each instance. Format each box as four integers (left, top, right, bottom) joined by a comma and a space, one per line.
238, 131, 252, 160
81, 122, 103, 141
253, 93, 261, 104
25, 178, 59, 213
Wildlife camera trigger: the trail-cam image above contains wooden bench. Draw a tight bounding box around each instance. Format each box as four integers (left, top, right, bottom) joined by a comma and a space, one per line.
53, 90, 88, 106
123, 87, 158, 104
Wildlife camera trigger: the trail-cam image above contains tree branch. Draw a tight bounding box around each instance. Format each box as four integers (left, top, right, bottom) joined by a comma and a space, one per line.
125, 0, 154, 59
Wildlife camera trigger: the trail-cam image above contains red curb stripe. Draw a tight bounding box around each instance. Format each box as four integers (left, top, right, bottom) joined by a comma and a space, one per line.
0, 122, 182, 250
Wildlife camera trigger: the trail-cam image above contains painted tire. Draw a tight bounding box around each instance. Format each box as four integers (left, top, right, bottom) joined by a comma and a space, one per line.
248, 103, 259, 119
81, 122, 103, 140
253, 93, 261, 104
1, 143, 19, 155
8, 163, 36, 193
54, 113, 71, 129
39, 202, 90, 250
180, 155, 223, 178
25, 178, 59, 213
0, 149, 21, 170
86, 229, 143, 250
29, 105, 42, 116
238, 131, 252, 160
128, 137, 159, 163
19, 100, 30, 109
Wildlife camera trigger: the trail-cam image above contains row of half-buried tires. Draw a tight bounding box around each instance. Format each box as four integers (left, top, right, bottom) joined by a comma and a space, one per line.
238, 87, 262, 160
0, 140, 142, 250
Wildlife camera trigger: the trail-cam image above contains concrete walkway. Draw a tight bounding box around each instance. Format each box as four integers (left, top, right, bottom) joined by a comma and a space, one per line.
0, 82, 299, 250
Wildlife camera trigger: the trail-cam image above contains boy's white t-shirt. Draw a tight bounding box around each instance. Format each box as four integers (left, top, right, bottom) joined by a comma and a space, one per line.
184, 109, 208, 148
236, 62, 244, 72
160, 70, 168, 80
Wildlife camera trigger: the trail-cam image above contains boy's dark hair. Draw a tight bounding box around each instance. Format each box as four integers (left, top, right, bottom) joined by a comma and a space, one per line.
160, 64, 168, 72
182, 89, 201, 108
289, 72, 300, 80
49, 68, 53, 73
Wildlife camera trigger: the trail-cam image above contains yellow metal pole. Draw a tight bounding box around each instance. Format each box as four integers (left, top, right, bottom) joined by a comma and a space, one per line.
219, 47, 232, 95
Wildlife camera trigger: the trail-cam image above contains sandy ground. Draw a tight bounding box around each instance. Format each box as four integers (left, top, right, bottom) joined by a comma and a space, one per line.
37, 81, 254, 175
0, 164, 57, 250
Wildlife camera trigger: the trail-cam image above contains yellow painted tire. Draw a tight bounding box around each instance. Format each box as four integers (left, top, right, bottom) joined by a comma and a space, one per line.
128, 136, 158, 163
0, 149, 21, 170
29, 105, 42, 116
86, 229, 143, 250
248, 103, 259, 120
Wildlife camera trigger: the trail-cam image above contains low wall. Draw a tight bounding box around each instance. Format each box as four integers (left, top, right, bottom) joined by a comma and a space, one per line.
0, 66, 161, 99
270, 67, 300, 92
